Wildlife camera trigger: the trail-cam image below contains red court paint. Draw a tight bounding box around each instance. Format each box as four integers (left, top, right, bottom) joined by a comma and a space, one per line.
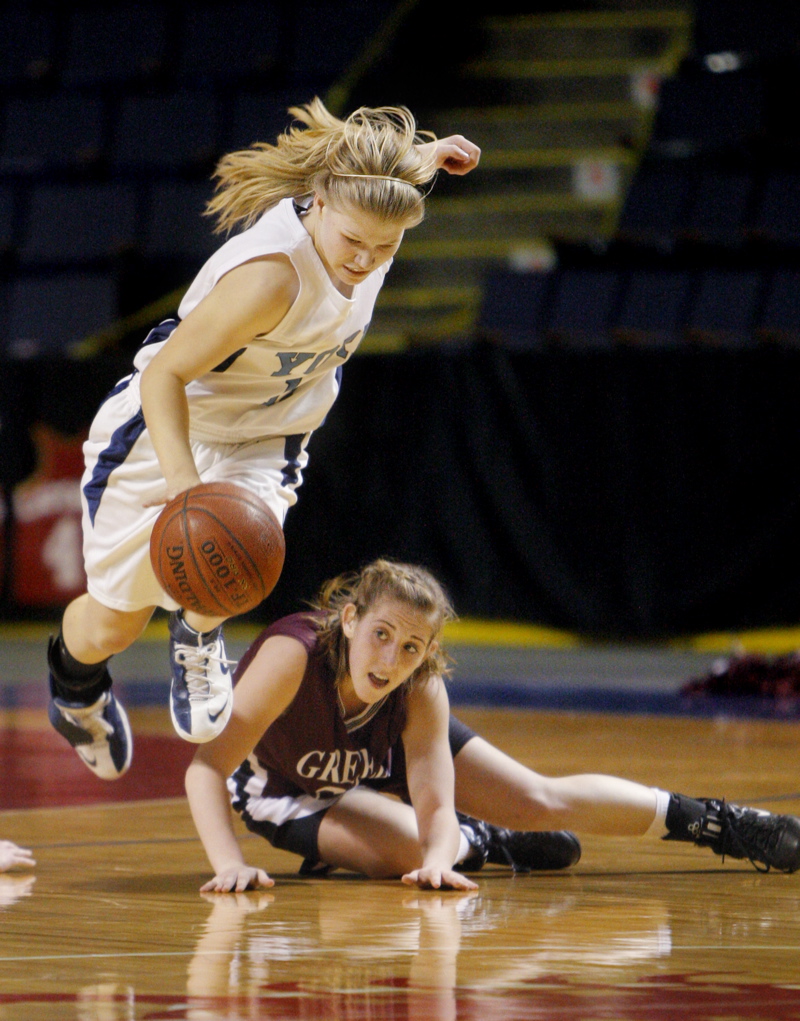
1, 978, 800, 1021
0, 728, 194, 808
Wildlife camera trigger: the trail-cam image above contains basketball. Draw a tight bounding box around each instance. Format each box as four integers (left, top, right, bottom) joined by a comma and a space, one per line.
149, 481, 285, 617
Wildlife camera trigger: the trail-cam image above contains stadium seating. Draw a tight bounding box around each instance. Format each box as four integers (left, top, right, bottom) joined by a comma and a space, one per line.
175, 3, 285, 84
61, 4, 168, 86
616, 164, 692, 250
680, 170, 753, 249
547, 268, 620, 348
0, 1, 799, 360
1, 94, 105, 173
685, 269, 761, 347
758, 270, 800, 345
0, 4, 56, 87
20, 183, 139, 266
476, 269, 554, 349
110, 90, 222, 173
6, 273, 117, 359
613, 270, 692, 348
141, 180, 218, 262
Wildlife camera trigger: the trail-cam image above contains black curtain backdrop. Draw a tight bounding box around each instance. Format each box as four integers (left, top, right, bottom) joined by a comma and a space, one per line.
274, 343, 800, 639
4, 344, 800, 638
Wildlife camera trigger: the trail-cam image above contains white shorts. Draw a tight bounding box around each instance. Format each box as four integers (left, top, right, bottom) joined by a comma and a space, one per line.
227, 754, 380, 865
228, 754, 347, 830
81, 372, 309, 613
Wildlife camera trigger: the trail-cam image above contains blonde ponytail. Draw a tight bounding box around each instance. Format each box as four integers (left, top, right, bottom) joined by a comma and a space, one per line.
205, 97, 438, 234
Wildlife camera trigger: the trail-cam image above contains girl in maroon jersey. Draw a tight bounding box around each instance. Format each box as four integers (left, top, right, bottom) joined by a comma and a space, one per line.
186, 559, 800, 892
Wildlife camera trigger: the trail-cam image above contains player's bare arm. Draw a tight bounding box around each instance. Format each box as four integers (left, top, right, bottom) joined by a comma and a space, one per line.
186, 635, 306, 892
401, 678, 477, 891
140, 256, 300, 500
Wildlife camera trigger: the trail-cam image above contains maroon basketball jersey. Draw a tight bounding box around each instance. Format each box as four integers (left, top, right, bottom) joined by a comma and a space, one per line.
237, 613, 409, 800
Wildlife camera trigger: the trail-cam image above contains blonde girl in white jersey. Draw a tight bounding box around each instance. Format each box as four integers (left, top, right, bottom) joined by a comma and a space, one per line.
47, 99, 481, 780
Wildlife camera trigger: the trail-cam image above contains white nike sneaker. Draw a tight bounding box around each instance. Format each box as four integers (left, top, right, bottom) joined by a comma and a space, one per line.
48, 689, 133, 779
168, 612, 235, 743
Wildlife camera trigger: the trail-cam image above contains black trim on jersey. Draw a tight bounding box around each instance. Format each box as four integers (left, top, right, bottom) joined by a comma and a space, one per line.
140, 318, 180, 348
212, 348, 247, 372
281, 433, 305, 488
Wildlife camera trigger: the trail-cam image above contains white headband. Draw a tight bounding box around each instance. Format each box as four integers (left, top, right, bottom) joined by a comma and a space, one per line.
332, 172, 414, 186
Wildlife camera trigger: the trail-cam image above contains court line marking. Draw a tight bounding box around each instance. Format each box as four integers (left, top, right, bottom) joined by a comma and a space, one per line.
749, 792, 800, 803
22, 833, 262, 850
0, 945, 799, 965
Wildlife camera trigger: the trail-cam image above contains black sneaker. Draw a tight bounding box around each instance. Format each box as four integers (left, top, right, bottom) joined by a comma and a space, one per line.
691, 799, 800, 873
458, 814, 581, 872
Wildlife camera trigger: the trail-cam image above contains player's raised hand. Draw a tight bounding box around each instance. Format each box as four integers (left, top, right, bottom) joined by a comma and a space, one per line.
417, 135, 481, 176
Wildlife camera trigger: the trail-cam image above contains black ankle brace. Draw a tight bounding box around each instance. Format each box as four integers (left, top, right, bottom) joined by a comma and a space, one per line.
48, 633, 111, 703
663, 793, 710, 844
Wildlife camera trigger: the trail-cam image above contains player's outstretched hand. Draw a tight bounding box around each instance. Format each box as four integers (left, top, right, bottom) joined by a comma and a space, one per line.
401, 867, 478, 891
200, 865, 274, 893
418, 136, 481, 176
0, 841, 35, 872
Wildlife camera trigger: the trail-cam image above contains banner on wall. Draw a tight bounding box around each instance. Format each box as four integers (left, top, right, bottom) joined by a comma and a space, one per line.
0, 493, 5, 598
10, 424, 87, 608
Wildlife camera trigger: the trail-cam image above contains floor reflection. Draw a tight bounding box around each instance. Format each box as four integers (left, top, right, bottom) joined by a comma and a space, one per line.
177, 882, 674, 1021
3, 871, 800, 1020
2, 699, 800, 1020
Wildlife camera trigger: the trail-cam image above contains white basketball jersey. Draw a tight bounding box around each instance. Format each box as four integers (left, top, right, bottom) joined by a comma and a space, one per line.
132, 197, 390, 444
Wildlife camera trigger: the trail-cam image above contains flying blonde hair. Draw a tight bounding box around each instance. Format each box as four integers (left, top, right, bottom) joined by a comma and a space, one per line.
205, 98, 439, 234
310, 558, 456, 689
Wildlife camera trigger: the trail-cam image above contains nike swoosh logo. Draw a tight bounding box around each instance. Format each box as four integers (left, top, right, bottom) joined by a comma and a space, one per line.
78, 749, 98, 767
208, 693, 230, 724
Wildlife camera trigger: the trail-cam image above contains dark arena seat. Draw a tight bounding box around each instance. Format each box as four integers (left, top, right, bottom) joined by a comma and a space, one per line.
616, 164, 692, 250
0, 185, 17, 256
651, 71, 765, 157
20, 183, 139, 266
758, 270, 800, 346
61, 4, 168, 86
680, 169, 753, 250
141, 180, 217, 263
685, 269, 762, 347
7, 272, 117, 359
477, 269, 555, 350
0, 3, 56, 87
175, 2, 286, 84
110, 89, 222, 173
751, 173, 800, 249
547, 268, 621, 349
0, 94, 106, 174
614, 270, 692, 347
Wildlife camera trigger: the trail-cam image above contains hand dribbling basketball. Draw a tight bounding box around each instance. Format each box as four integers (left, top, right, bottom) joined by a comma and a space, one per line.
150, 482, 285, 617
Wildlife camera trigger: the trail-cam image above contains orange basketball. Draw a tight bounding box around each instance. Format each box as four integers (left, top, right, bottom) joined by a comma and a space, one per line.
150, 482, 285, 617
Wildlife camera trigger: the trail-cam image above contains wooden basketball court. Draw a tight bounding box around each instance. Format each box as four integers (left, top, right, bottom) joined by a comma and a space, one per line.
1, 684, 799, 1020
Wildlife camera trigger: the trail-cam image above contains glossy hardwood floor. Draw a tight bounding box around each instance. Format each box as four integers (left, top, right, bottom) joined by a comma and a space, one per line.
1, 705, 799, 1020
